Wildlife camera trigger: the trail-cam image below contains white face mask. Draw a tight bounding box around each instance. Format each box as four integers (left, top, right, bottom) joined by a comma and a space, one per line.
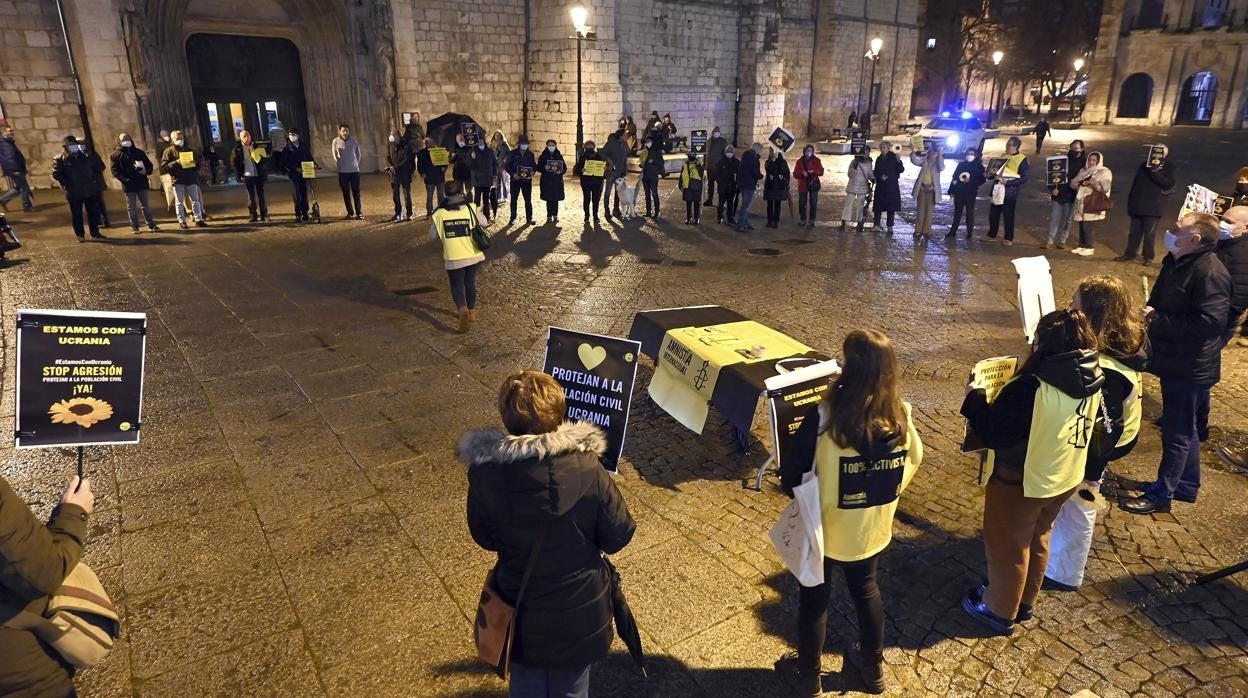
804, 150, 813, 158
1220, 221, 1237, 240
478, 143, 485, 150
69, 144, 83, 153
174, 139, 184, 147
1163, 230, 1181, 255
712, 131, 720, 138
547, 146, 555, 153
388, 135, 396, 143
121, 140, 133, 148
519, 144, 528, 151
964, 155, 974, 162
290, 135, 299, 142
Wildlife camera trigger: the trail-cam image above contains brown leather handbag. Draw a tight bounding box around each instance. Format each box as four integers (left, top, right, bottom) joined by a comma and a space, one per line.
474, 527, 548, 679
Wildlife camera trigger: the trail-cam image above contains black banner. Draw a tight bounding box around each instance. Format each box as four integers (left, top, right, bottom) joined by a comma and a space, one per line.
690, 129, 709, 154
15, 309, 147, 448
769, 127, 796, 153
1147, 144, 1165, 169
850, 131, 867, 156
766, 360, 837, 483
836, 450, 906, 509
543, 327, 641, 471
461, 122, 481, 146
1046, 156, 1069, 185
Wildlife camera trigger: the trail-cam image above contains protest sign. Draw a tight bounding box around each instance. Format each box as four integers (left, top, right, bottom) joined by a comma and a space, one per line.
582, 159, 606, 177
850, 132, 867, 156
1179, 183, 1217, 220
769, 127, 796, 153
1012, 256, 1056, 343
516, 165, 534, 180
765, 359, 840, 485
461, 122, 480, 146
909, 133, 925, 152
300, 161, 316, 179
690, 129, 709, 154
543, 159, 566, 175
1147, 144, 1166, 169
961, 355, 1019, 453
1046, 156, 1069, 185
250, 147, 267, 163
1214, 195, 1234, 216
543, 327, 641, 471
15, 309, 147, 448
178, 151, 195, 168
402, 112, 414, 126
429, 147, 449, 166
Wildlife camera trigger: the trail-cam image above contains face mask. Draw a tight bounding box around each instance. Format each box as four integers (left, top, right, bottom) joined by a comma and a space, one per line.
1163, 230, 1181, 255
174, 139, 184, 147
644, 142, 652, 149
388, 135, 396, 143
1220, 221, 1237, 240
290, 135, 299, 143
1237, 182, 1248, 194
121, 140, 132, 148
712, 131, 720, 138
519, 144, 528, 151
478, 144, 485, 150
964, 155, 975, 162
804, 150, 813, 158
69, 144, 83, 153
547, 146, 555, 153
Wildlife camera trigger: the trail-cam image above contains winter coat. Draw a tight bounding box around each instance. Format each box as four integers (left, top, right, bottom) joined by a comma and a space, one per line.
538, 148, 566, 201
403, 121, 425, 150
229, 141, 269, 182
1049, 151, 1086, 204
793, 154, 824, 194
640, 146, 665, 183
160, 144, 201, 186
1072, 154, 1112, 222
1216, 233, 1248, 336
1034, 120, 1051, 139
737, 149, 763, 190
331, 136, 360, 174
110, 145, 154, 193
712, 156, 739, 194
505, 148, 538, 183
452, 144, 473, 183
88, 151, 107, 193
0, 136, 27, 176
387, 140, 416, 184
576, 149, 607, 185
461, 422, 635, 671
948, 158, 986, 199
872, 152, 904, 212
416, 147, 447, 185
909, 151, 944, 204
1126, 160, 1176, 218
0, 477, 88, 697
602, 137, 626, 181
470, 146, 497, 189
846, 158, 873, 195
1146, 247, 1232, 385
51, 151, 101, 199
763, 157, 790, 201
705, 135, 727, 169
279, 140, 314, 180
492, 142, 511, 184
1231, 183, 1248, 208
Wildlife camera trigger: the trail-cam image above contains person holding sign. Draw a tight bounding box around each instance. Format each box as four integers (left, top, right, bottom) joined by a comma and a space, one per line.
229, 130, 270, 223
429, 181, 489, 333
386, 129, 416, 222
1118, 144, 1176, 265
983, 136, 1029, 245
640, 137, 664, 219
1042, 140, 1085, 250
460, 371, 636, 698
416, 136, 448, 219
679, 152, 704, 224
109, 132, 160, 233
947, 148, 985, 240
159, 130, 207, 229
793, 145, 823, 228
575, 140, 607, 224
1232, 166, 1248, 207
1069, 151, 1112, 256
763, 147, 790, 228
960, 310, 1104, 636
538, 139, 567, 224
774, 330, 922, 697
52, 136, 106, 241
505, 135, 537, 225
278, 128, 314, 223
871, 142, 903, 233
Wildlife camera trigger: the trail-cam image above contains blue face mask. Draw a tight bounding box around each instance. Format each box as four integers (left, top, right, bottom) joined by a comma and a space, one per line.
1220, 221, 1237, 240
1163, 230, 1181, 255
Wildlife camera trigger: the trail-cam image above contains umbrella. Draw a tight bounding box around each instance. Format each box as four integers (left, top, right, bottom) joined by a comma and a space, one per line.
603, 556, 647, 677
425, 112, 485, 150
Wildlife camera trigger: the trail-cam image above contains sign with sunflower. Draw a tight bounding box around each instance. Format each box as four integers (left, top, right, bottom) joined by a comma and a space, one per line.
14, 309, 147, 448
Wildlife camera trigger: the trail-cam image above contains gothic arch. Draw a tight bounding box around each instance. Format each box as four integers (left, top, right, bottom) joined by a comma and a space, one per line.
1116, 73, 1152, 119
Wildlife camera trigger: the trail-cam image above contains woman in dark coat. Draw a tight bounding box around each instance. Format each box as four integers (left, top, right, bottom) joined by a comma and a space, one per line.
872, 142, 904, 232
462, 371, 635, 698
763, 147, 790, 228
537, 139, 566, 224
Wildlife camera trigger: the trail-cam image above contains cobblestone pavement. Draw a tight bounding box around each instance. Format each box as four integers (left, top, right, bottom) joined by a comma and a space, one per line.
0, 126, 1245, 697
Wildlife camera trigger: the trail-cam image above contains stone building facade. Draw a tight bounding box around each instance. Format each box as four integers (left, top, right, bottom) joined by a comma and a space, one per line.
0, 0, 919, 186
1085, 0, 1248, 128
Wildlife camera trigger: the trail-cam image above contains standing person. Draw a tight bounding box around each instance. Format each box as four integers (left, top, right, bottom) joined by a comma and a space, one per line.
736, 143, 763, 232
110, 132, 160, 233
624, 116, 638, 154
491, 130, 512, 206
331, 123, 363, 220
87, 147, 112, 228
793, 145, 824, 228
538, 139, 566, 224
983, 136, 1029, 245
1042, 140, 1086, 250
773, 330, 923, 696
1069, 151, 1112, 257
640, 137, 664, 219
52, 135, 106, 241
662, 113, 677, 152
1117, 144, 1176, 266
1121, 213, 1232, 514
961, 309, 1104, 635
155, 128, 175, 211
872, 142, 903, 233
416, 136, 448, 219
1215, 206, 1248, 345
1231, 167, 1248, 207
713, 146, 740, 225
204, 143, 222, 184
403, 111, 424, 151
1034, 116, 1050, 153
1045, 276, 1146, 591
846, 111, 858, 132
279, 128, 314, 223
0, 125, 34, 212
602, 132, 626, 222
160, 130, 207, 229
385, 128, 416, 222
575, 140, 607, 224
461, 371, 636, 698
909, 143, 944, 240
763, 147, 789, 228
679, 152, 704, 224
644, 110, 661, 138
0, 473, 96, 697
506, 135, 537, 225
947, 148, 985, 240
452, 132, 474, 200
471, 137, 498, 222
703, 127, 727, 206
429, 181, 489, 333
229, 130, 270, 222
841, 148, 874, 231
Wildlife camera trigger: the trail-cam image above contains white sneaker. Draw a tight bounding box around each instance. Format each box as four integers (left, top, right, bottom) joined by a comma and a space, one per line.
1070, 247, 1085, 254
1078, 248, 1095, 256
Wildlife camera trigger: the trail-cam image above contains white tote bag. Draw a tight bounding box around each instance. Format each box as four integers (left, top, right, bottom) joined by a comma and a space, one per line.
991, 181, 1006, 206
769, 471, 825, 587
1045, 485, 1104, 588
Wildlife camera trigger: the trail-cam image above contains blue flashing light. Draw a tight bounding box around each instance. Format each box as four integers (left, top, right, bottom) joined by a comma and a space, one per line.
941, 111, 951, 117
960, 111, 973, 119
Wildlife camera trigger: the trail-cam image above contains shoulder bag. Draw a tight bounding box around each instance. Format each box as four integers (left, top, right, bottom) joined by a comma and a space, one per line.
1, 562, 121, 669
474, 525, 549, 679
1083, 187, 1113, 213
465, 204, 492, 251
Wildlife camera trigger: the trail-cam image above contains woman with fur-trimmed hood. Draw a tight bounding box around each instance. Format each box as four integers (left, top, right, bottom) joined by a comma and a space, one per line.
459, 370, 635, 696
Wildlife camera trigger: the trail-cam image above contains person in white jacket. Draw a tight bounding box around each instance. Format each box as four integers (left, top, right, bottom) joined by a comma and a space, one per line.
909, 143, 944, 239
1069, 151, 1112, 257
840, 148, 874, 230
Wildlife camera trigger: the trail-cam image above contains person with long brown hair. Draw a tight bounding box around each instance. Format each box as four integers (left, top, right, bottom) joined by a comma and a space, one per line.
1044, 276, 1148, 590
960, 309, 1104, 636
775, 330, 923, 696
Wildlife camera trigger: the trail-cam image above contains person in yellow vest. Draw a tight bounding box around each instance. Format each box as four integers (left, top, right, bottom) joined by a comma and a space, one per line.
981, 136, 1030, 245
960, 309, 1103, 636
679, 153, 704, 224
1044, 276, 1147, 591
429, 181, 488, 333
775, 330, 922, 696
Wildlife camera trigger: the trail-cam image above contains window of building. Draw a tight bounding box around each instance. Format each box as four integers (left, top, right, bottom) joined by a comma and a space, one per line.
1116, 73, 1153, 118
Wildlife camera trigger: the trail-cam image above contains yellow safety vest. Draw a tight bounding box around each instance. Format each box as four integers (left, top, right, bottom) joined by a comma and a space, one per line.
680, 163, 702, 189
1020, 379, 1100, 498
815, 403, 922, 562
432, 205, 481, 262
1099, 354, 1142, 448
1001, 153, 1027, 178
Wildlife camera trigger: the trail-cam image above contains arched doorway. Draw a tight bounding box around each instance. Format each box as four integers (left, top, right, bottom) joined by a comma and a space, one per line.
1176, 71, 1218, 125
1117, 73, 1153, 118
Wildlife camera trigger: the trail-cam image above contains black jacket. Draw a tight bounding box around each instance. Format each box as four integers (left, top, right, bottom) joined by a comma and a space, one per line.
387, 140, 415, 183
161, 144, 201, 186
602, 137, 626, 181
737, 149, 763, 188
505, 149, 537, 182
0, 136, 26, 176
279, 140, 313, 179
872, 152, 904, 212
51, 151, 100, 199
705, 135, 727, 169
415, 147, 446, 185
640, 146, 664, 181
538, 148, 566, 201
763, 157, 790, 201
961, 349, 1104, 484
452, 143, 473, 183
228, 142, 269, 182
713, 156, 738, 193
1126, 160, 1176, 218
469, 146, 497, 188
109, 145, 154, 193
1215, 234, 1248, 337
461, 422, 635, 670
948, 159, 986, 198
1147, 247, 1232, 384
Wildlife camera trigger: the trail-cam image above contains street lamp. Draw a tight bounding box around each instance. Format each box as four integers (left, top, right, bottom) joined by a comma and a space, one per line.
570, 5, 591, 159
865, 37, 883, 135
1072, 58, 1085, 118
990, 50, 1004, 126
1073, 57, 1085, 72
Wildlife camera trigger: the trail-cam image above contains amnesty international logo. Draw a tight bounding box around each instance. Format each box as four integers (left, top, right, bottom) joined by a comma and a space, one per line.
693, 359, 710, 391
1067, 397, 1093, 449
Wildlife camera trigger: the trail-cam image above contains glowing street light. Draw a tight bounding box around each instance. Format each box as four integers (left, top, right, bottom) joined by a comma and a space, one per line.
990, 51, 1004, 125
1074, 58, 1085, 72
570, 5, 590, 158
570, 5, 589, 33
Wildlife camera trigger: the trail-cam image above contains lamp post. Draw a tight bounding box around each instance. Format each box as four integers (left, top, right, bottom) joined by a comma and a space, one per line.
1072, 58, 1085, 119
990, 50, 1004, 127
865, 37, 882, 135
570, 5, 590, 160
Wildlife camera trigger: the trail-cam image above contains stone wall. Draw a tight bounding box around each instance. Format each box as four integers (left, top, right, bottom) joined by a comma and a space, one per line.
779, 0, 817, 136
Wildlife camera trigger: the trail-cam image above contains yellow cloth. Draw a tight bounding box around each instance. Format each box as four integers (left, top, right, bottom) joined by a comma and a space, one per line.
429, 147, 449, 166
1100, 354, 1142, 447
250, 147, 267, 163
816, 403, 922, 561
300, 161, 316, 179
680, 163, 702, 189
648, 321, 814, 433
432, 206, 480, 262
1022, 379, 1099, 498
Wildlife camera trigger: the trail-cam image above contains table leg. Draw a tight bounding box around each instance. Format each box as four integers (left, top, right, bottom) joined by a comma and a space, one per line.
753, 455, 775, 492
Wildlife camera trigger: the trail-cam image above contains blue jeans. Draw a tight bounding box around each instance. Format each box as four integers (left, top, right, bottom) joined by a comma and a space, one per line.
1150, 378, 1208, 502
738, 186, 756, 229
447, 263, 479, 310
509, 662, 590, 698
1046, 200, 1074, 243
1, 173, 33, 210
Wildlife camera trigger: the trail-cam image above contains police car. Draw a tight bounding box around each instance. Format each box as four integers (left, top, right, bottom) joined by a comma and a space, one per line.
918, 112, 987, 157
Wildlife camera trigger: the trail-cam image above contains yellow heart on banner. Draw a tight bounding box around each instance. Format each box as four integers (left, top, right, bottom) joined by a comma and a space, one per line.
577, 344, 607, 371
